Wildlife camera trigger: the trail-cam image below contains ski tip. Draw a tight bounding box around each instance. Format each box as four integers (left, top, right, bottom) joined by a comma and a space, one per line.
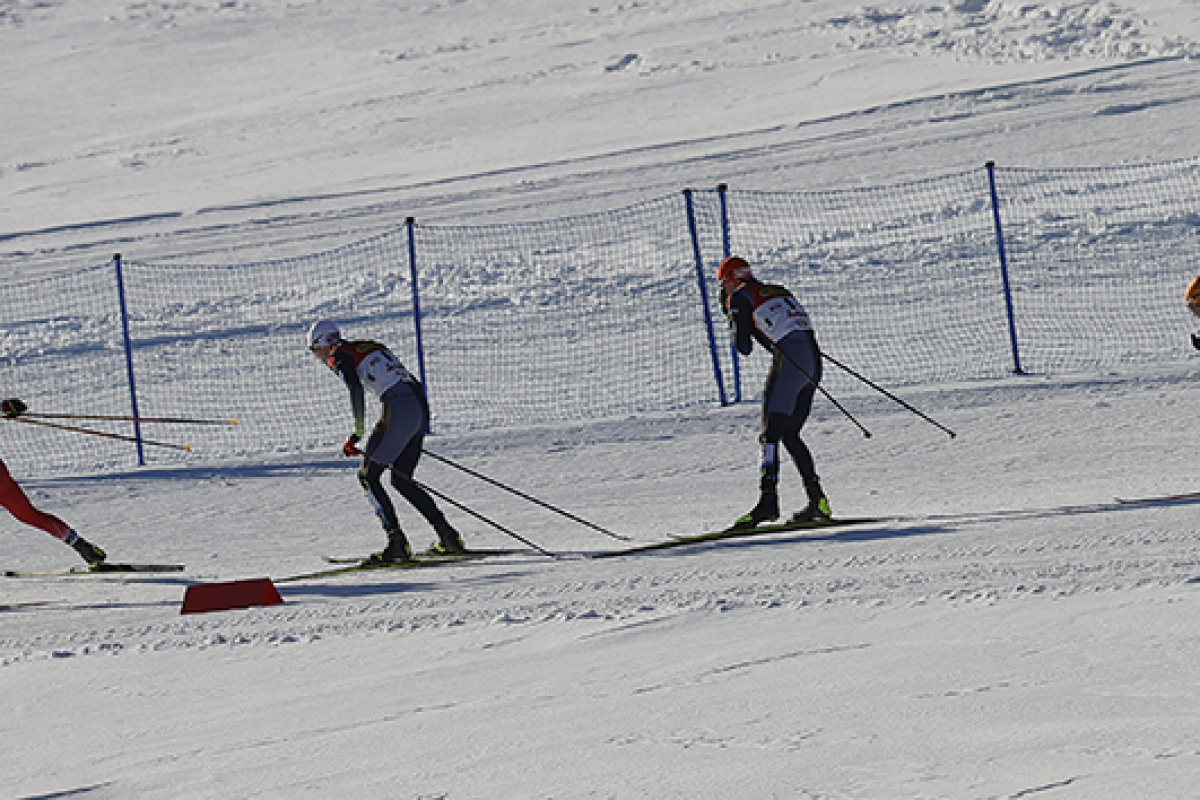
1115, 491, 1200, 506
0, 599, 57, 610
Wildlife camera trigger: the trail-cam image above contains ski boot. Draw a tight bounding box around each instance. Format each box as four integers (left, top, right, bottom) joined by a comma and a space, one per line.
362, 527, 413, 566
67, 531, 107, 566
426, 522, 467, 556
730, 491, 780, 530
791, 496, 832, 524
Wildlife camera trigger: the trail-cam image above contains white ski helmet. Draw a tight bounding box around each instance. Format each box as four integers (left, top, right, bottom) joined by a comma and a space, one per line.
307, 319, 342, 349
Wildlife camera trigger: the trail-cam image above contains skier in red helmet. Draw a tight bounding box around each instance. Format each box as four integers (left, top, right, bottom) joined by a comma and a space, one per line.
717, 257, 830, 529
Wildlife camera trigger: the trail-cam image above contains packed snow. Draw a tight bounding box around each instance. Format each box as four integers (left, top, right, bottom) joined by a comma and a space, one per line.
3, 1, 1200, 798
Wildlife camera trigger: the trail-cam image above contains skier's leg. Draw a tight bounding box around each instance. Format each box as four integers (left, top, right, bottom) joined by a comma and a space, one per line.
0, 459, 106, 563
357, 458, 412, 562
389, 434, 449, 528
0, 459, 72, 540
358, 458, 401, 533
364, 390, 464, 552
359, 389, 415, 533
731, 357, 787, 529
757, 347, 810, 497
385, 407, 465, 553
781, 382, 823, 500
781, 401, 829, 521
759, 415, 788, 497
778, 349, 830, 521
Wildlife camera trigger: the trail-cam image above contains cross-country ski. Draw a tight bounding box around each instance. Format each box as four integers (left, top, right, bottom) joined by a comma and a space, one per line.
279, 551, 502, 583
321, 547, 524, 565
595, 517, 885, 558
4, 563, 185, 578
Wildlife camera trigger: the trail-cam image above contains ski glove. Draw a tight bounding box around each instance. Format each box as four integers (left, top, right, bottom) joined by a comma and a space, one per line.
1, 397, 27, 418
342, 433, 363, 457
718, 286, 733, 323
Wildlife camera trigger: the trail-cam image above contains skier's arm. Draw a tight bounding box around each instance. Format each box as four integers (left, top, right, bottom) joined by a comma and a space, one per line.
727, 291, 756, 356
329, 350, 367, 438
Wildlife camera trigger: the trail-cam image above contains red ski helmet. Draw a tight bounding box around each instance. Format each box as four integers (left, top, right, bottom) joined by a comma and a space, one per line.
717, 256, 754, 286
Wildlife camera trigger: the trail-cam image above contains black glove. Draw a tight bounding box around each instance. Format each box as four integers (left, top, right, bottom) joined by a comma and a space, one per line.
718, 286, 732, 323
342, 433, 362, 457
1192, 332, 1200, 351
1, 398, 27, 418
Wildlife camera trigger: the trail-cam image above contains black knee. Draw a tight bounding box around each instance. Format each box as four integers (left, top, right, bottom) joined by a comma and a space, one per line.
389, 469, 413, 492
760, 412, 790, 444
358, 461, 385, 492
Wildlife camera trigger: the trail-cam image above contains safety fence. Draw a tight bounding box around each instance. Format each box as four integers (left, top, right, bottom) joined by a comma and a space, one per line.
2, 159, 1198, 476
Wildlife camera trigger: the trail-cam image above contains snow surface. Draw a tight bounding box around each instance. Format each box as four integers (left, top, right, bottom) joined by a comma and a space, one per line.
3, 1, 1200, 798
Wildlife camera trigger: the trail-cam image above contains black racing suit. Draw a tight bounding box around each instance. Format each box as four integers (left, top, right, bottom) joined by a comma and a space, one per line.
327, 340, 452, 538
725, 280, 825, 504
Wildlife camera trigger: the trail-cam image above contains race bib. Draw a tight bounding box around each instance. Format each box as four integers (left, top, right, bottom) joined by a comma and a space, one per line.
357, 348, 415, 397
752, 295, 813, 342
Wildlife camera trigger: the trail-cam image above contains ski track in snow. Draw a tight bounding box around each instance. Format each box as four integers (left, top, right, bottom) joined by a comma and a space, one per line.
3, 364, 1198, 667
3, 477, 1198, 666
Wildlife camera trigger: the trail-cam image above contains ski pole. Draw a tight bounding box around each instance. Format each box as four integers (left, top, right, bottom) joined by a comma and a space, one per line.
17, 411, 237, 425
422, 449, 631, 542
410, 478, 558, 558
8, 416, 192, 451
769, 344, 872, 439
819, 351, 956, 439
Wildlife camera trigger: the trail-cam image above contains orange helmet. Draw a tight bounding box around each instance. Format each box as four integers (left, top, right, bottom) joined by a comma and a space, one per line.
717, 256, 754, 285
1187, 275, 1200, 317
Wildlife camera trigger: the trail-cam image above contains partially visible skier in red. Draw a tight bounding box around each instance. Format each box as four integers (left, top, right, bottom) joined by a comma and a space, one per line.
1, 397, 107, 565
1187, 275, 1200, 350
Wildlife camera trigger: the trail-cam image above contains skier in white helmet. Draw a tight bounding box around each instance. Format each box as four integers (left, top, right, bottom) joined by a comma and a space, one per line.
307, 319, 466, 564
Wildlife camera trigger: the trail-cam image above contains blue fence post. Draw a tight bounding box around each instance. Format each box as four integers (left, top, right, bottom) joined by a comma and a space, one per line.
405, 216, 430, 393
683, 189, 729, 407
985, 162, 1025, 375
112, 253, 146, 466
716, 183, 742, 403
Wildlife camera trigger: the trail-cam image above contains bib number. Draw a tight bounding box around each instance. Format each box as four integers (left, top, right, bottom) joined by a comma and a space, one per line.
359, 349, 414, 396
753, 296, 812, 342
